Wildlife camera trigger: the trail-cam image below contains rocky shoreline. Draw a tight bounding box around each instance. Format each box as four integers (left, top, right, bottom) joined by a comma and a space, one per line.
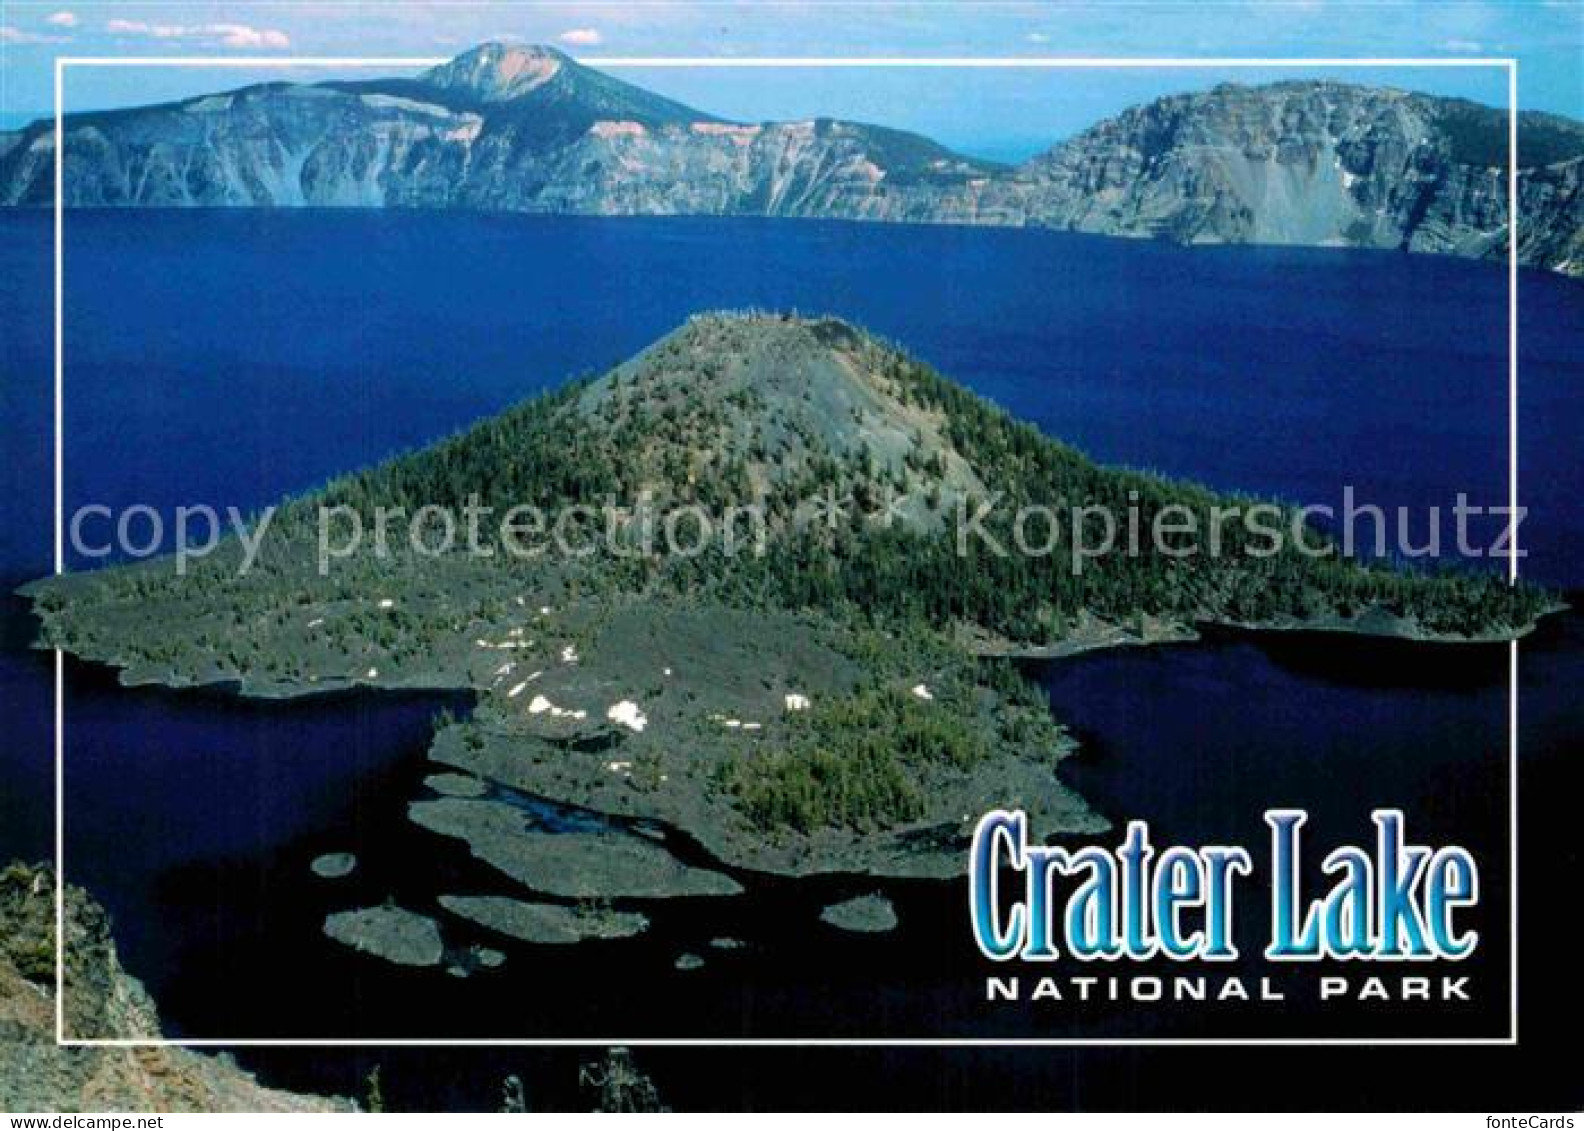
0, 863, 350, 1111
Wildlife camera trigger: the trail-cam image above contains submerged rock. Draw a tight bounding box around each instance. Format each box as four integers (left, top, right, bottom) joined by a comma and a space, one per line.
410, 797, 742, 899
708, 936, 745, 951
323, 906, 444, 967
309, 852, 357, 879
444, 943, 508, 978
424, 772, 489, 798
819, 893, 898, 934
439, 894, 648, 944
674, 952, 705, 971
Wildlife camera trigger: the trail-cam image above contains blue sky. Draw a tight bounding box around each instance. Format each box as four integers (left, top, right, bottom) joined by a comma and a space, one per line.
0, 2, 1577, 161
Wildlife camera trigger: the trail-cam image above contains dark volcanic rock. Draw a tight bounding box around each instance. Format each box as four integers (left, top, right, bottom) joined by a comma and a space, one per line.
309, 852, 357, 879
440, 894, 649, 943
323, 905, 445, 966
819, 893, 898, 934
424, 772, 490, 798
410, 797, 743, 899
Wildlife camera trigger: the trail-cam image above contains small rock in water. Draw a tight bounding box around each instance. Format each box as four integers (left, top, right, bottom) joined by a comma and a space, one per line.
708, 937, 745, 951
445, 945, 506, 978
323, 906, 444, 967
819, 893, 898, 934
674, 952, 705, 971
310, 852, 357, 879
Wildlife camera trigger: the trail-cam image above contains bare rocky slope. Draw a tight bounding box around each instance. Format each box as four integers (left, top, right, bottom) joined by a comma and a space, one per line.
982, 80, 1584, 273
1, 43, 1578, 274
0, 863, 348, 1112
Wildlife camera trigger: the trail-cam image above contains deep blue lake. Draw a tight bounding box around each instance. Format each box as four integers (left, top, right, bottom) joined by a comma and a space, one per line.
0, 211, 1579, 1100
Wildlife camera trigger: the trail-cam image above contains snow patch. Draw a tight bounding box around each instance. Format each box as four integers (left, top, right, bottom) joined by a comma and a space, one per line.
359, 93, 452, 117
185, 95, 234, 114
692, 122, 763, 138
528, 694, 585, 721
590, 120, 648, 139
606, 700, 648, 733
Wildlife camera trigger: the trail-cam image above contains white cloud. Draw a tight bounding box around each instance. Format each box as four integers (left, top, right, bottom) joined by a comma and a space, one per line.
211, 23, 292, 49
46, 11, 78, 28
105, 19, 290, 49
0, 25, 65, 44
557, 28, 603, 47
1025, 32, 1050, 44
1439, 38, 1486, 54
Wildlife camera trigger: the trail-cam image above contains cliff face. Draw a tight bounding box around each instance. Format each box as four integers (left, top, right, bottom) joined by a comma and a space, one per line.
998, 81, 1584, 273
1003, 81, 1439, 246
1, 44, 1579, 275
0, 863, 347, 1113
0, 43, 1001, 219
1508, 156, 1584, 273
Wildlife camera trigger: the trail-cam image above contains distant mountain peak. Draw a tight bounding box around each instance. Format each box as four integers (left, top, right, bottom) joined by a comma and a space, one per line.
421, 42, 572, 102
413, 40, 711, 130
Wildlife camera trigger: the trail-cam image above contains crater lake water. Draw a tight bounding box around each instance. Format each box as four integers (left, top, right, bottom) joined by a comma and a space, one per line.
0, 211, 1579, 1104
